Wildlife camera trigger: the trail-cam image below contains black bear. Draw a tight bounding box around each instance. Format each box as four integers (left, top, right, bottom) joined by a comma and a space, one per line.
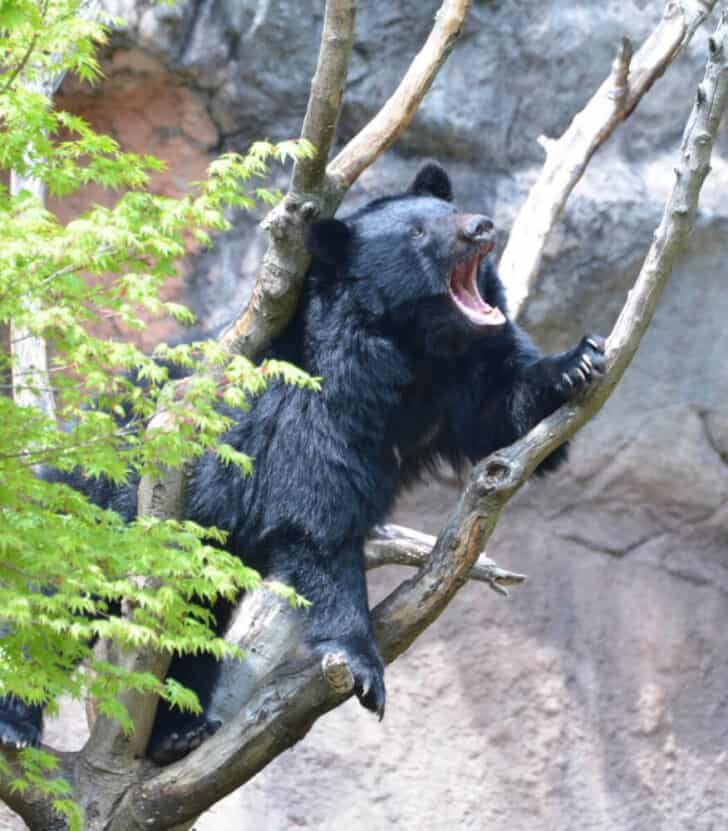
0, 163, 605, 761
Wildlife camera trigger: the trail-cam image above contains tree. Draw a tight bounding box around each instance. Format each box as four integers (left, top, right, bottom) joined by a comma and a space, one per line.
1, 1, 727, 829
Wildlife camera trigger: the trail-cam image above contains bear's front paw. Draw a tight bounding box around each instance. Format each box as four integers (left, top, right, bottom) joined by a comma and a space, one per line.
315, 639, 386, 720
554, 335, 606, 398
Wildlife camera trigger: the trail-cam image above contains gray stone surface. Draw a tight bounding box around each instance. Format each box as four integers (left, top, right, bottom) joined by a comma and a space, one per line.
3, 2, 728, 830
95, 1, 728, 342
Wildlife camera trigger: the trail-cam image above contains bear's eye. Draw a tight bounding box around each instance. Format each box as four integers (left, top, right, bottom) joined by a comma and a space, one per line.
409, 224, 425, 239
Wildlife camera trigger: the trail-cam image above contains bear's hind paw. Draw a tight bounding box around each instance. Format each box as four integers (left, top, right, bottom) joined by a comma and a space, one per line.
0, 719, 41, 750
147, 717, 221, 766
355, 662, 386, 720
317, 640, 386, 720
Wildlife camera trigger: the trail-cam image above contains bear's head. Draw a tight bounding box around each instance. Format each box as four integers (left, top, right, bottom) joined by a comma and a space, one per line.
306, 163, 506, 349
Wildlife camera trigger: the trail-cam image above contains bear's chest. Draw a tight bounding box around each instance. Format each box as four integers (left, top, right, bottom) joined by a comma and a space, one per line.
388, 365, 449, 453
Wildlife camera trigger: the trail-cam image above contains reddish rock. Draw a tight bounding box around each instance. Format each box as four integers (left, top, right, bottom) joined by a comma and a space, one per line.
51, 49, 219, 350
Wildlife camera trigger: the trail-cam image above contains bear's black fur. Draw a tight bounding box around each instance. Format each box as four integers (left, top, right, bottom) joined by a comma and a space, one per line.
0, 163, 605, 761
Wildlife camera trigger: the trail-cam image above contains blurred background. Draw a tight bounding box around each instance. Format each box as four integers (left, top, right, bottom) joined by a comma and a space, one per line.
4, 1, 728, 829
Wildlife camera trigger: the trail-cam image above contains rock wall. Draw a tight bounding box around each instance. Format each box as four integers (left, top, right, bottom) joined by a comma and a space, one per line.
3, 2, 728, 829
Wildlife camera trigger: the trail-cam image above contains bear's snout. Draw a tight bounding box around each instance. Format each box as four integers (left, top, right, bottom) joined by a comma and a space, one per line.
458, 214, 495, 243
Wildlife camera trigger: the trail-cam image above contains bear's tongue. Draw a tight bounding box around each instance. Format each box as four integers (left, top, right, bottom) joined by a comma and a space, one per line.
448, 252, 506, 329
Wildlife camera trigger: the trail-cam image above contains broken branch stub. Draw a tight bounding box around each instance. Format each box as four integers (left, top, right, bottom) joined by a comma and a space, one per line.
364, 523, 527, 596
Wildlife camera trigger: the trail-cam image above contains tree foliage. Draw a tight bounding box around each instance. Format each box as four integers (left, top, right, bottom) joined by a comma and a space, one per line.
0, 1, 313, 822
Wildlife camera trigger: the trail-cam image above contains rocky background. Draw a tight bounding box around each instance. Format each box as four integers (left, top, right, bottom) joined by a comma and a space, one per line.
4, 1, 728, 829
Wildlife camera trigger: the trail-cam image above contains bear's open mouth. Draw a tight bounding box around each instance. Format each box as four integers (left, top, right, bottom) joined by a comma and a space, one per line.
448, 244, 506, 329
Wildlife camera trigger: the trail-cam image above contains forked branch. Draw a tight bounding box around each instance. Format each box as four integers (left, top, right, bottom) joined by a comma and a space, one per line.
220, 0, 472, 359
375, 5, 728, 660
327, 0, 472, 190
499, 0, 719, 318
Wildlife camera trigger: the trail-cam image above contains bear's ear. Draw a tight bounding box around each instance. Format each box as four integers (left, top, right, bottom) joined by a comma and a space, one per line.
410, 163, 453, 202
306, 219, 352, 266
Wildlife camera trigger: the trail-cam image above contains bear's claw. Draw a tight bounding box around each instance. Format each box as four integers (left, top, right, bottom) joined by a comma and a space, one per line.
353, 656, 386, 720
555, 334, 606, 397
0, 720, 41, 751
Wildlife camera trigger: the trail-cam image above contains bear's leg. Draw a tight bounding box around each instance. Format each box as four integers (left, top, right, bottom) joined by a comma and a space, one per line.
272, 537, 385, 718
146, 651, 223, 765
145, 598, 233, 765
147, 535, 385, 765
0, 696, 43, 749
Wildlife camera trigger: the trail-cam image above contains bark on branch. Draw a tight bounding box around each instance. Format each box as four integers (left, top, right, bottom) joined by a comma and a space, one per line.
499, 0, 719, 318
105, 11, 728, 828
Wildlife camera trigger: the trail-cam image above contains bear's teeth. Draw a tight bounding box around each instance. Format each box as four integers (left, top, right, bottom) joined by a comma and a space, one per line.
448, 254, 506, 328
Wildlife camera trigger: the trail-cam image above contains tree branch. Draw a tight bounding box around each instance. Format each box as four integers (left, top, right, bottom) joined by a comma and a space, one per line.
218, 0, 357, 358
84, 0, 357, 780
326, 0, 472, 190
364, 523, 527, 597
293, 0, 358, 195
219, 0, 472, 360
107, 11, 728, 827
82, 413, 185, 766
499, 0, 719, 318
